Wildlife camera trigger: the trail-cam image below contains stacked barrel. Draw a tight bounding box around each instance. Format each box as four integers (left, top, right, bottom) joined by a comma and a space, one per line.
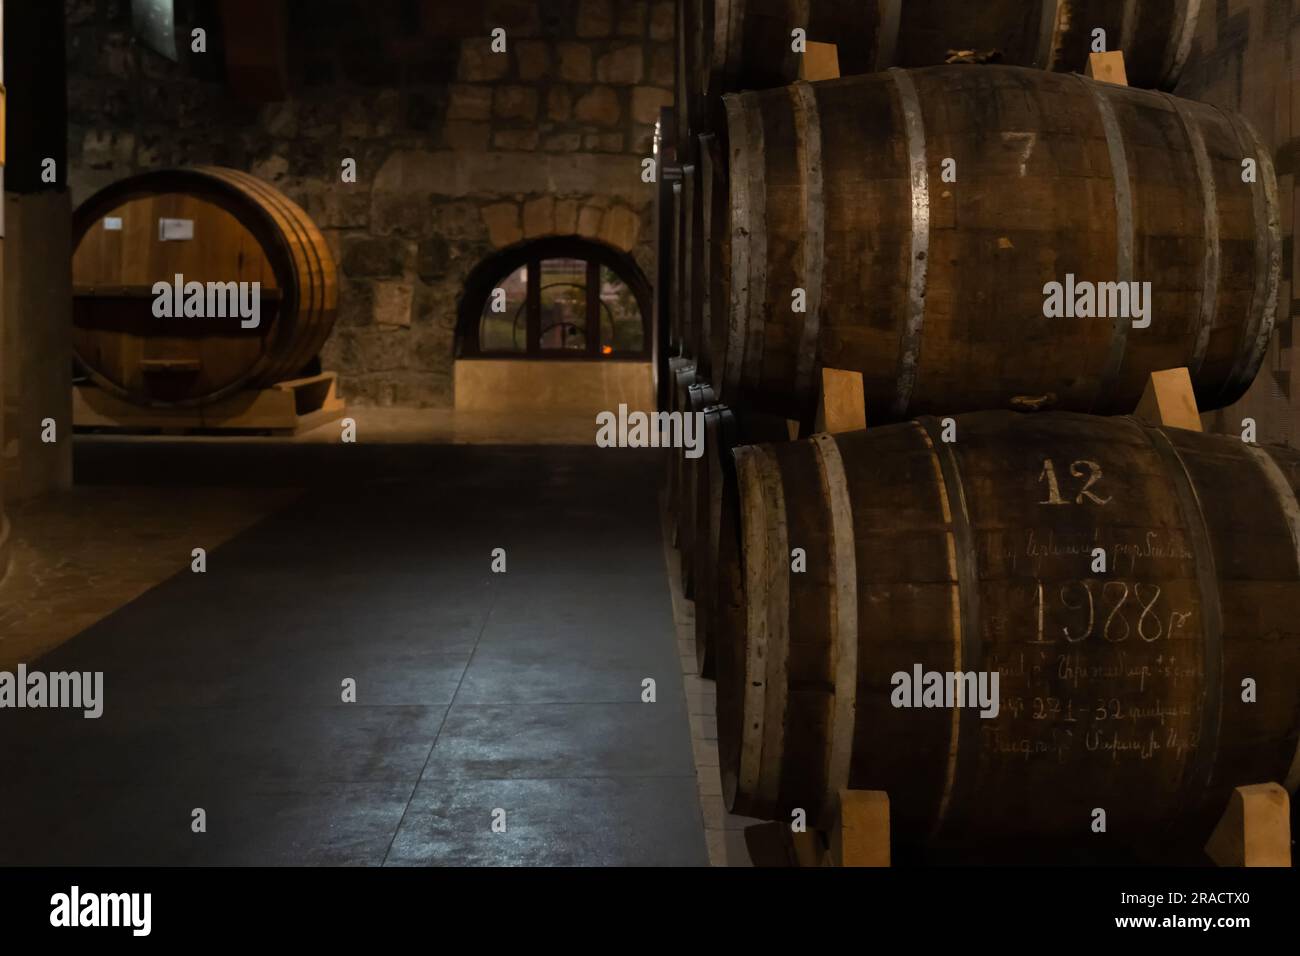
660, 0, 1300, 862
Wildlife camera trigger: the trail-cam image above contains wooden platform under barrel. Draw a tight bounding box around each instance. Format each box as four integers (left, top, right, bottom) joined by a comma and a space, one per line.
72, 167, 337, 407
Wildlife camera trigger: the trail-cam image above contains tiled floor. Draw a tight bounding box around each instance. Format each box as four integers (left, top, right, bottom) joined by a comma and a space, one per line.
659, 505, 762, 867
0, 435, 707, 866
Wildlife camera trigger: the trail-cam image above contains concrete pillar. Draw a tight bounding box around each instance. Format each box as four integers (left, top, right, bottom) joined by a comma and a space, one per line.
2, 0, 72, 510
0, 0, 8, 584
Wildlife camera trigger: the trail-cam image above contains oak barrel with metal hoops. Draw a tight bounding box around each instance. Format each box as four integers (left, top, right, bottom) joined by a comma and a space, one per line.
713, 66, 1280, 425
71, 166, 338, 407
690, 0, 1201, 122
715, 410, 1300, 858
692, 405, 792, 679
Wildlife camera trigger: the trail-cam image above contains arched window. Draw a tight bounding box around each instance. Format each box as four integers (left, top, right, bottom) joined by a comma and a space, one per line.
457, 237, 652, 359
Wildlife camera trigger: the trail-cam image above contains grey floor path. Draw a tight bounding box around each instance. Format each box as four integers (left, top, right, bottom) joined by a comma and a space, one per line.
0, 441, 707, 866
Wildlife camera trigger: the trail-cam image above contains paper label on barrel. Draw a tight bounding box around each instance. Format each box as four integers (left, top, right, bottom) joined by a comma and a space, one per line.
158, 218, 194, 241
103, 217, 123, 231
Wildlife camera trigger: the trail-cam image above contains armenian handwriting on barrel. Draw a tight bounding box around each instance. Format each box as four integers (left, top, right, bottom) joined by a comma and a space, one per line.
1056, 648, 1203, 691
981, 709, 1201, 763
1022, 528, 1196, 570
985, 646, 1203, 693
1031, 578, 1197, 645
996, 694, 1193, 725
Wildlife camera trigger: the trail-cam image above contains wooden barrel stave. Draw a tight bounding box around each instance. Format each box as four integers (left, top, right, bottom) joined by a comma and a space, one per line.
72, 167, 338, 407
716, 411, 1300, 855
207, 167, 336, 384
712, 67, 1280, 424
676, 376, 717, 598
692, 405, 791, 678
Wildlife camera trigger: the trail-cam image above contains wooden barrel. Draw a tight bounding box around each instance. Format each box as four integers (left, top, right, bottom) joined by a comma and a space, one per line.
675, 164, 698, 361
695, 132, 727, 382
72, 166, 338, 407
714, 66, 1281, 425
715, 411, 1300, 858
692, 405, 791, 679
693, 0, 1201, 107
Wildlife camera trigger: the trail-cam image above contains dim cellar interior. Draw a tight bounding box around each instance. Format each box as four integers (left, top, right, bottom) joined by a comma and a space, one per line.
0, 0, 1296, 872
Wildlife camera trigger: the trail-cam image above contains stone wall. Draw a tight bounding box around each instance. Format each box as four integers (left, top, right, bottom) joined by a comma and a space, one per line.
65, 0, 674, 407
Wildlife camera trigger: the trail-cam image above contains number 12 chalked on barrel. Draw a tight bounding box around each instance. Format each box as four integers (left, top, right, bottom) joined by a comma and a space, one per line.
712, 65, 1281, 425
714, 411, 1300, 856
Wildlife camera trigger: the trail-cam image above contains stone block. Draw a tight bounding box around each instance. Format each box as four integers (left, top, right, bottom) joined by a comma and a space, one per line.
371, 191, 436, 238
485, 0, 542, 35
443, 121, 492, 150
555, 198, 580, 234
447, 84, 493, 121
578, 205, 605, 238
601, 204, 640, 251
250, 153, 290, 184
574, 87, 622, 126
431, 200, 490, 240
649, 43, 674, 87
418, 238, 453, 282
411, 319, 456, 369
583, 131, 626, 152
596, 45, 645, 84
342, 237, 410, 278
631, 124, 657, 155
493, 128, 541, 150
515, 40, 551, 81
481, 202, 523, 247
631, 86, 674, 124
458, 39, 510, 81
261, 101, 299, 139
548, 87, 573, 121
543, 132, 583, 152
336, 280, 375, 329
494, 85, 538, 121
576, 0, 613, 37
81, 130, 134, 171
373, 283, 416, 330
557, 42, 594, 82
523, 197, 556, 237
649, 1, 674, 40
617, 1, 648, 36
303, 184, 371, 230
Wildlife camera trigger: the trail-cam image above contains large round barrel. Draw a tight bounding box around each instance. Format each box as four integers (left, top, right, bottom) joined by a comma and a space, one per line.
716, 411, 1300, 859
71, 167, 338, 407
714, 66, 1281, 425
692, 0, 1200, 115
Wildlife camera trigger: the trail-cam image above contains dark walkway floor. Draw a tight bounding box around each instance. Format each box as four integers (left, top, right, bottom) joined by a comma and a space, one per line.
0, 440, 707, 866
